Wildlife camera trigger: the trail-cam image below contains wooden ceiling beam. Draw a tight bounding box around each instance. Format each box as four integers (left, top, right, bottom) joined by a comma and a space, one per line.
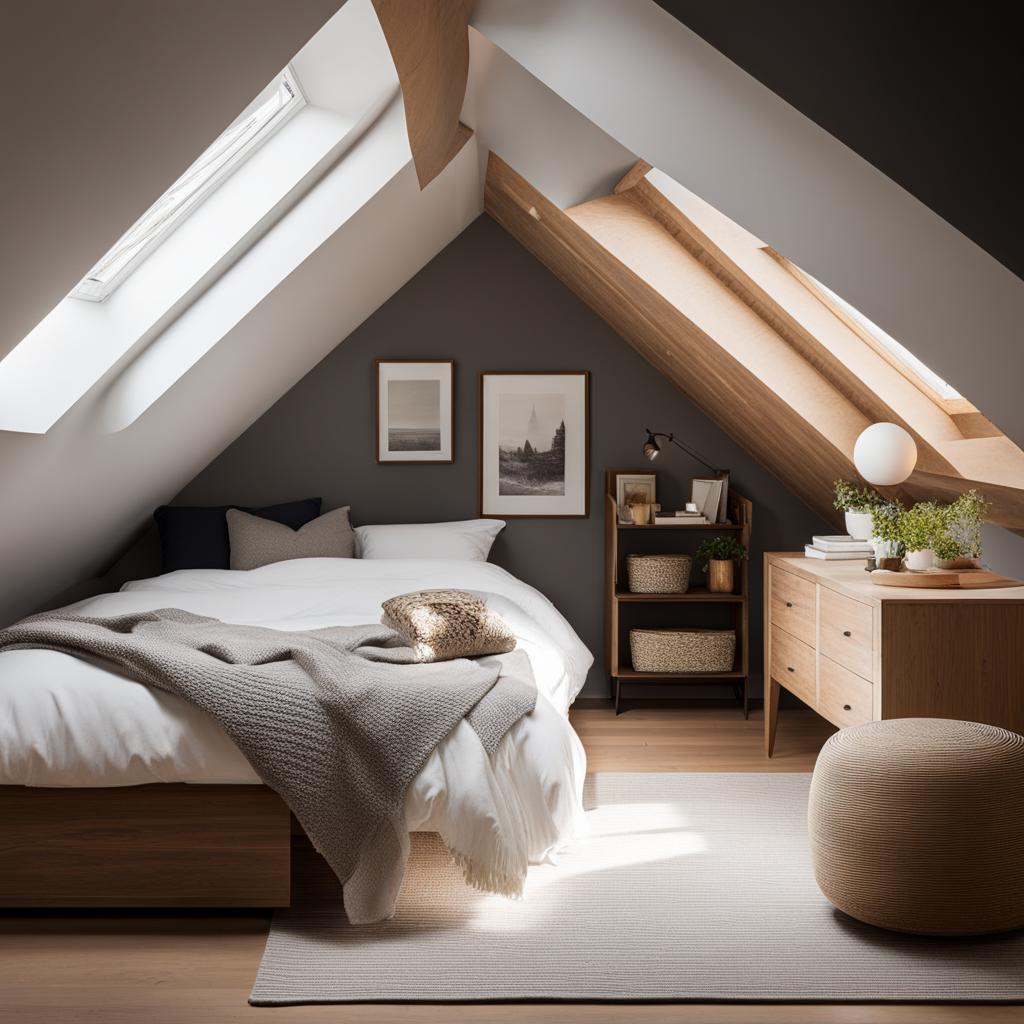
372, 0, 475, 190
485, 152, 1024, 532
485, 152, 853, 528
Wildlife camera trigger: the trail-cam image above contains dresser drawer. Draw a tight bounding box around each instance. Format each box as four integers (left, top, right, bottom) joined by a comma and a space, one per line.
770, 567, 816, 647
819, 587, 874, 680
770, 624, 816, 707
818, 655, 874, 729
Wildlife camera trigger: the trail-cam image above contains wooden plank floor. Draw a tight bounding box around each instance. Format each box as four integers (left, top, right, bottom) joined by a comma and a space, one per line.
0, 706, 1015, 1024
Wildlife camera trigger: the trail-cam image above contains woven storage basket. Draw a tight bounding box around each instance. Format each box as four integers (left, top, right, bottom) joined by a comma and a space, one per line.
629, 628, 735, 673
626, 553, 692, 594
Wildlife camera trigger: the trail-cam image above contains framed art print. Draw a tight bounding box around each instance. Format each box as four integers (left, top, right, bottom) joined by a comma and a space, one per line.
479, 371, 589, 518
376, 360, 454, 463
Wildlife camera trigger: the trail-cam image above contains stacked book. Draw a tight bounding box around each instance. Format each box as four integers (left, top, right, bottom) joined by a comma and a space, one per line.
804, 535, 873, 560
653, 510, 710, 525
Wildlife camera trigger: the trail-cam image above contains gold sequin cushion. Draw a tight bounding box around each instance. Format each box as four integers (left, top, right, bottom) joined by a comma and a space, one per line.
380, 589, 516, 663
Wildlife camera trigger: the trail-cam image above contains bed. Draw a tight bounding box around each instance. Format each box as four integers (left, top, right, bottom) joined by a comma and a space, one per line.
0, 557, 591, 908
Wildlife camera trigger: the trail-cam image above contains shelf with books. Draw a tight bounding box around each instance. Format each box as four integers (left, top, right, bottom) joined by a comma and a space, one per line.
605, 469, 752, 716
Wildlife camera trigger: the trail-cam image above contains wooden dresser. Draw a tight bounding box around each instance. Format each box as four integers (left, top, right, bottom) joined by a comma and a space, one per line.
764, 553, 1024, 756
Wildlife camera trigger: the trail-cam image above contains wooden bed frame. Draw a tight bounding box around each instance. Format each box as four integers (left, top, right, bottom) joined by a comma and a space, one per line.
0, 784, 291, 907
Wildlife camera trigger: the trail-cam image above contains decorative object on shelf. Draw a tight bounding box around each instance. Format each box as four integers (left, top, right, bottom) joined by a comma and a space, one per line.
691, 477, 728, 524
630, 628, 736, 674
832, 479, 884, 541
376, 360, 454, 463
626, 553, 692, 594
852, 422, 918, 486
868, 499, 905, 569
934, 490, 989, 569
643, 428, 729, 523
625, 491, 652, 525
696, 535, 747, 594
480, 372, 589, 518
614, 472, 656, 524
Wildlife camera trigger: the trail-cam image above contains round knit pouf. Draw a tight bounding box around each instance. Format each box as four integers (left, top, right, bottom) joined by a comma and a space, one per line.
808, 718, 1024, 936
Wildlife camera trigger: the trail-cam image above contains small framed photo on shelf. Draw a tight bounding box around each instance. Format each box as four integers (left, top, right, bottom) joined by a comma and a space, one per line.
691, 473, 730, 524
615, 472, 657, 526
480, 371, 590, 518
376, 360, 454, 463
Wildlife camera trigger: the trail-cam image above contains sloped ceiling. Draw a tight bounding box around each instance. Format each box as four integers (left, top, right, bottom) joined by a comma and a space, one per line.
0, 0, 343, 360
0, 0, 1021, 625
655, 0, 1024, 281
471, 0, 1024, 451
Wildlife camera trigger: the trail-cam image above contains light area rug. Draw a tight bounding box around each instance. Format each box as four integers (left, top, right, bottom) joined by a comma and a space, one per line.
250, 773, 1024, 1005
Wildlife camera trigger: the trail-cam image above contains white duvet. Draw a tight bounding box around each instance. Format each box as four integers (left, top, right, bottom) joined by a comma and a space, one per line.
0, 558, 591, 869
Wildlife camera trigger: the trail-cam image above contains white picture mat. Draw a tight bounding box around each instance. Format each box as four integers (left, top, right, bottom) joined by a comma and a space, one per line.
481, 374, 587, 516
378, 362, 452, 462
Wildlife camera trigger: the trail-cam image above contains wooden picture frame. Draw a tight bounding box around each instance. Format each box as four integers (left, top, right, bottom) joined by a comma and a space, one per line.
376, 360, 454, 463
479, 371, 590, 519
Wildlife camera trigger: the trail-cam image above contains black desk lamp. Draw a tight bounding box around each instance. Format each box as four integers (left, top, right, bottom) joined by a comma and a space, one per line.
643, 429, 724, 476
643, 428, 730, 523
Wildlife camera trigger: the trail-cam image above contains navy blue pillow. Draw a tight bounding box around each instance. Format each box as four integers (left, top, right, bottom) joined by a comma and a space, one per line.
154, 498, 322, 572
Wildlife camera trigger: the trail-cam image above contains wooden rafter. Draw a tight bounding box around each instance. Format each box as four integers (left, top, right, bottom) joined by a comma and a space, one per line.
484, 152, 1024, 531
372, 0, 475, 189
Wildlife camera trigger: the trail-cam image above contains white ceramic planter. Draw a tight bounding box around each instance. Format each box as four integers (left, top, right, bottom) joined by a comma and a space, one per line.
904, 548, 935, 572
844, 510, 873, 541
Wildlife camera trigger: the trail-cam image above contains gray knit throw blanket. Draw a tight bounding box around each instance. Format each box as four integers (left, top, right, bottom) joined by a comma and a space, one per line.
0, 608, 537, 923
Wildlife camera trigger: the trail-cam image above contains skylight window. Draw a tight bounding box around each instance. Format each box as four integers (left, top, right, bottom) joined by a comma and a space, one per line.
71, 67, 305, 302
802, 271, 962, 401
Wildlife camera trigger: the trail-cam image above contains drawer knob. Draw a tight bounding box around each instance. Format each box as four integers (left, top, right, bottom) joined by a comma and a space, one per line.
843, 630, 852, 637
785, 601, 793, 608
843, 704, 852, 712
787, 666, 794, 673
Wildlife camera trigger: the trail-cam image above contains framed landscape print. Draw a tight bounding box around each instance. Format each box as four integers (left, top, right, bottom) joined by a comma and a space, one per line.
376, 360, 454, 463
479, 371, 589, 518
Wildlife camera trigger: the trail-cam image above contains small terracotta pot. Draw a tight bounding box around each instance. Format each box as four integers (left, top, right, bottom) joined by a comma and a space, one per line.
630, 503, 651, 525
708, 559, 734, 593
878, 556, 903, 571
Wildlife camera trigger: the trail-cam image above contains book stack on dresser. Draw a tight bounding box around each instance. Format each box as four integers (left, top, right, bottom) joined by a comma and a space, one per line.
804, 535, 873, 561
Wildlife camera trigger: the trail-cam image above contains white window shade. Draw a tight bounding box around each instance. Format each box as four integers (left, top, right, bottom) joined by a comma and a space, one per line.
71, 67, 305, 302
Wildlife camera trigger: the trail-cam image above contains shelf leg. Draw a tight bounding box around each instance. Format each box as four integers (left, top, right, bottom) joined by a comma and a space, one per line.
614, 679, 622, 716
743, 677, 749, 720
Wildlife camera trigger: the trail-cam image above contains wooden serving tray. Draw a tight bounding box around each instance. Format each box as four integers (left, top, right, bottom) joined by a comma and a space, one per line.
871, 569, 1024, 590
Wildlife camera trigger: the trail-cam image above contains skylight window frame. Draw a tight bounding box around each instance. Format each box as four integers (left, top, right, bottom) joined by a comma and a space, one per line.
70, 65, 306, 303
765, 248, 972, 414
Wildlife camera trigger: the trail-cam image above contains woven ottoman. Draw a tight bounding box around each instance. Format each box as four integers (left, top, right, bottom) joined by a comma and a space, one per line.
808, 718, 1024, 935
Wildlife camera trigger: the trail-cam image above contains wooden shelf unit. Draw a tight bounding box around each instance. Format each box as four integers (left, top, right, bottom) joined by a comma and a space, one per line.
605, 469, 752, 715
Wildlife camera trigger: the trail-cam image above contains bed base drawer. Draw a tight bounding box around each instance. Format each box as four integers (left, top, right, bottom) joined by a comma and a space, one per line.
0, 783, 291, 908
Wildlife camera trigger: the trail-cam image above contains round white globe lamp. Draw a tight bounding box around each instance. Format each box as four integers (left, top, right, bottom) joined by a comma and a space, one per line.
853, 422, 918, 486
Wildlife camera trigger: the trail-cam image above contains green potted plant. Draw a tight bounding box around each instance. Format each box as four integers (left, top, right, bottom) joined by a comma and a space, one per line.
833, 480, 883, 541
899, 501, 945, 571
934, 489, 989, 569
696, 535, 747, 593
869, 499, 905, 570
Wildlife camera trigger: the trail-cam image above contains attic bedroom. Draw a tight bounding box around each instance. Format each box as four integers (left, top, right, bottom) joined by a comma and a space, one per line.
2, 1, 1023, 1020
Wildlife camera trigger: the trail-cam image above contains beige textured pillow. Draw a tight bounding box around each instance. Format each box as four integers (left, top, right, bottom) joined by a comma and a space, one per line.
381, 589, 516, 663
227, 506, 355, 570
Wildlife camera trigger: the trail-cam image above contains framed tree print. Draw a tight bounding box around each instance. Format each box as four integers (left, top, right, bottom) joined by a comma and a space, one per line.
376, 360, 454, 463
479, 371, 589, 518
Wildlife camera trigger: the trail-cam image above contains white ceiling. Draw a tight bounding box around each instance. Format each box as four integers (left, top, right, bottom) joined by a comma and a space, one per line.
0, 0, 343, 361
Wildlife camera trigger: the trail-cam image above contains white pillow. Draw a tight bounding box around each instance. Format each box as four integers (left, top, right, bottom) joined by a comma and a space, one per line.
355, 520, 505, 561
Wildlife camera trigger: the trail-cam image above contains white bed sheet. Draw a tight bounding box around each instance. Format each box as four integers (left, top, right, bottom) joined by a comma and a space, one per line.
0, 558, 592, 863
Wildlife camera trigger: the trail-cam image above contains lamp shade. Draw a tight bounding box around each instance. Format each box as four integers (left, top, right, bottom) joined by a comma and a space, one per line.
853, 422, 917, 486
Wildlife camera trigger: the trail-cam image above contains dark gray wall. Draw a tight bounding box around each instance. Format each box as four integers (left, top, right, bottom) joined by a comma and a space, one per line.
172, 214, 831, 698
